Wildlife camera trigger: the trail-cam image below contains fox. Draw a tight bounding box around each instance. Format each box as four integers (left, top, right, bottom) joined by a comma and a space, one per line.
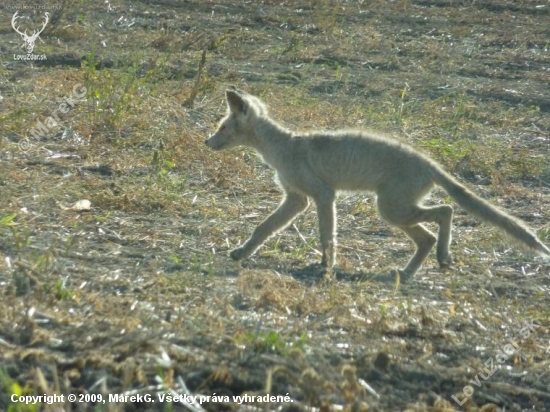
204, 88, 550, 281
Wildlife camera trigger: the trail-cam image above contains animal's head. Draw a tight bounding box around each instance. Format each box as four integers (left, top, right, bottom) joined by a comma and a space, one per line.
204, 88, 266, 151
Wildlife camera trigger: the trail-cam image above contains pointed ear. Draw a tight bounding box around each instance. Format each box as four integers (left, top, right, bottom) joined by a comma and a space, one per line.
226, 90, 247, 115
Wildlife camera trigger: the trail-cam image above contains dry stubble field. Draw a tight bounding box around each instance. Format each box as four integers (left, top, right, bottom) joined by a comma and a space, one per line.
1, 0, 550, 411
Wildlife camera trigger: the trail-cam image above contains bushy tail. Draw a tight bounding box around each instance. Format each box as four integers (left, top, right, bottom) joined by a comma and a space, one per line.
433, 168, 550, 256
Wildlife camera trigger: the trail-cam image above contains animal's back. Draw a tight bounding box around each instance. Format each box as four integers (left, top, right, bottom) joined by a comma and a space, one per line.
296, 130, 436, 193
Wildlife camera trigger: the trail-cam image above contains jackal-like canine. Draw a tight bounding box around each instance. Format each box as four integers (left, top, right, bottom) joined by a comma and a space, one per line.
205, 88, 550, 281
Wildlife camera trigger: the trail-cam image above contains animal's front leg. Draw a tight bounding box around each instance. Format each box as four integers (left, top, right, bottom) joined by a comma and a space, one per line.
230, 193, 309, 261
314, 196, 337, 267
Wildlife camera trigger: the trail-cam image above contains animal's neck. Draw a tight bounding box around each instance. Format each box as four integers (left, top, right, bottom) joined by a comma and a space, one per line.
250, 116, 294, 168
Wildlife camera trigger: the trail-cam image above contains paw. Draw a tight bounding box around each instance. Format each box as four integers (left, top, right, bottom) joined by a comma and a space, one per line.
437, 254, 453, 269
320, 258, 336, 269
320, 250, 335, 268
391, 268, 413, 283
321, 241, 336, 269
230, 247, 246, 261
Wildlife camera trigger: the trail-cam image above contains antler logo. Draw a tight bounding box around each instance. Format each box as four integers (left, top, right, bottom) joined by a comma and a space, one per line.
11, 11, 49, 54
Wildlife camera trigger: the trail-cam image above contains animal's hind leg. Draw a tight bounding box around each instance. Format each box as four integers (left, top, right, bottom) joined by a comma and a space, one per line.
408, 204, 454, 267
400, 224, 437, 281
378, 197, 453, 279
